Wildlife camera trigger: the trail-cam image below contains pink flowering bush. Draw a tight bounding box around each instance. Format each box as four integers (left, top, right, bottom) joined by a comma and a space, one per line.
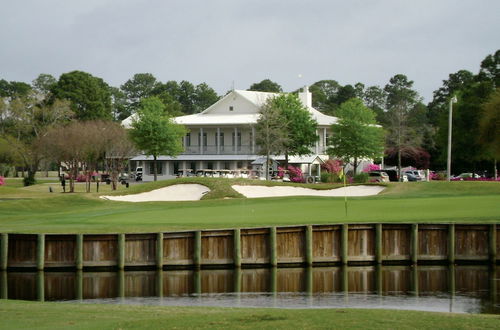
363, 164, 381, 172
0, 176, 5, 186
287, 165, 304, 183
321, 159, 343, 183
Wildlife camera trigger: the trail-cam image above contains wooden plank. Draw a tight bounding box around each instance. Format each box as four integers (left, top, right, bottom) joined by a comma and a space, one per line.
201, 231, 233, 265
276, 227, 305, 264
375, 224, 382, 264
455, 225, 488, 259
44, 235, 76, 267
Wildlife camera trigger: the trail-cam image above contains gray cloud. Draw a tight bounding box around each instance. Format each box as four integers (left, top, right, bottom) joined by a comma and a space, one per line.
1, 0, 498, 102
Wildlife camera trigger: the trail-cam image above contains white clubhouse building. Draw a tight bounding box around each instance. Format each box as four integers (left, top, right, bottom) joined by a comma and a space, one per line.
122, 87, 338, 181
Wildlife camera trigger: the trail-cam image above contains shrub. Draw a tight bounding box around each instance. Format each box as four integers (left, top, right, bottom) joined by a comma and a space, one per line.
23, 176, 36, 186
0, 176, 4, 186
321, 159, 343, 183
287, 165, 304, 183
363, 164, 381, 172
353, 172, 369, 183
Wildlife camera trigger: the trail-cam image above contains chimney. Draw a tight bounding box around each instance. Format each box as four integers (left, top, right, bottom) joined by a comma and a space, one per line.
298, 85, 312, 108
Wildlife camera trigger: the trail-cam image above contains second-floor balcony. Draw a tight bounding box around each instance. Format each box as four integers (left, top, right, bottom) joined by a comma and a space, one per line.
183, 144, 258, 155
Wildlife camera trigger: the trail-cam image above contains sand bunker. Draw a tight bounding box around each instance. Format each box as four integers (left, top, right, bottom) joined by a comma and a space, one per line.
101, 184, 210, 202
232, 185, 385, 198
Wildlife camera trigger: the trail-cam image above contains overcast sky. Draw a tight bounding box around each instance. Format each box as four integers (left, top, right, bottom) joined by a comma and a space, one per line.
1, 0, 498, 102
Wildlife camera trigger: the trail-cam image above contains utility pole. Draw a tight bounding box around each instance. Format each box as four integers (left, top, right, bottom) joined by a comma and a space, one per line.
447, 96, 458, 181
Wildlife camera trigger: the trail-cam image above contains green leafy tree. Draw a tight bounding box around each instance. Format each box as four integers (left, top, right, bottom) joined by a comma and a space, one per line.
120, 73, 160, 116
194, 83, 220, 113
273, 94, 318, 168
255, 97, 290, 180
327, 98, 384, 173
32, 74, 57, 97
479, 88, 500, 178
129, 97, 186, 181
0, 80, 32, 99
309, 80, 340, 114
248, 79, 282, 93
51, 71, 112, 120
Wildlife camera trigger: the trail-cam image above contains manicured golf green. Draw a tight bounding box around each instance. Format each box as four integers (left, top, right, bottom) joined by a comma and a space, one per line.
0, 300, 499, 329
0, 178, 498, 233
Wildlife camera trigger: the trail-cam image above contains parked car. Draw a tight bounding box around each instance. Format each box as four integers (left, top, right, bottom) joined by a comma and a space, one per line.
403, 170, 422, 182
371, 169, 407, 182
368, 171, 390, 183
452, 173, 481, 180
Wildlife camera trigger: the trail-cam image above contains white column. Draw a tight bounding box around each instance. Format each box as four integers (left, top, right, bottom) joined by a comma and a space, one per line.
323, 128, 327, 154
315, 129, 319, 154
217, 127, 220, 155
234, 127, 238, 154
198, 127, 203, 155
251, 126, 255, 154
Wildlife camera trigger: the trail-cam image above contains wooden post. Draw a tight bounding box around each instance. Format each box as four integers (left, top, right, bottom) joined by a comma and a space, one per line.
233, 267, 242, 293
341, 224, 348, 265
117, 234, 125, 270
156, 233, 163, 269
411, 265, 419, 297
375, 224, 382, 264
341, 265, 348, 295
36, 271, 44, 302
0, 233, 7, 271
448, 224, 455, 264
375, 264, 382, 295
0, 270, 7, 299
36, 234, 45, 271
305, 225, 313, 266
193, 269, 201, 295
118, 270, 125, 299
193, 231, 202, 268
233, 229, 241, 268
76, 270, 83, 301
270, 267, 277, 294
411, 224, 418, 265
305, 266, 313, 299
269, 227, 277, 267
156, 269, 163, 298
489, 224, 497, 264
75, 234, 83, 270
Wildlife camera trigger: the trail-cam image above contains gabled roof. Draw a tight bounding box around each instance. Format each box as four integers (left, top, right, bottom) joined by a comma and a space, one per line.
122, 89, 337, 128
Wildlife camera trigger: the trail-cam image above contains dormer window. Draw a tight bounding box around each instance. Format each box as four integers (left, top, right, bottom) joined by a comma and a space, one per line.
229, 106, 234, 111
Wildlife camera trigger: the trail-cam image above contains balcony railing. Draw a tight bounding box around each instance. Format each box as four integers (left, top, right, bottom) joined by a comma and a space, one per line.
182, 144, 258, 155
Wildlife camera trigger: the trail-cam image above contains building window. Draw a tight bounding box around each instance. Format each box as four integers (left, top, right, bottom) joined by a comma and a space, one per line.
207, 162, 213, 170
149, 162, 163, 175
229, 106, 234, 111
198, 132, 207, 146
185, 133, 191, 147
232, 131, 241, 148
190, 162, 196, 172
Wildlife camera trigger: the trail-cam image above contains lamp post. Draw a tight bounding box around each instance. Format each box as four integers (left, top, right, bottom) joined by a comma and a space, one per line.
446, 96, 458, 181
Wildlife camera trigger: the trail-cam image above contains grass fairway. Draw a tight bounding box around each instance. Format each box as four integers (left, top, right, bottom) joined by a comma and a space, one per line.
0, 300, 499, 329
0, 178, 499, 233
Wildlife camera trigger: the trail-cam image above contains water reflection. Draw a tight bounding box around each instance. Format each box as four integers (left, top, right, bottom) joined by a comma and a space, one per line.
1, 265, 498, 314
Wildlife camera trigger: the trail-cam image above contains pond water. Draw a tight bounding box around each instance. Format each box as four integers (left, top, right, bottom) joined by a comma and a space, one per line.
2, 265, 499, 314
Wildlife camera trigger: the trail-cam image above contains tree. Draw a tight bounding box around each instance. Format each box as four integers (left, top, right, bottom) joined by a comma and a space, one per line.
273, 93, 318, 168
32, 74, 57, 97
51, 71, 112, 120
109, 87, 128, 120
255, 97, 289, 180
327, 98, 384, 173
193, 83, 220, 113
103, 124, 137, 190
0, 80, 32, 99
309, 80, 340, 115
363, 85, 387, 124
120, 73, 160, 116
129, 97, 186, 181
384, 74, 422, 179
479, 88, 500, 178
248, 79, 282, 93
2, 96, 73, 185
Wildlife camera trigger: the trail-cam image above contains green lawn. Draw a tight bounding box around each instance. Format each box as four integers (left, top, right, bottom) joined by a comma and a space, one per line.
0, 300, 499, 329
0, 178, 499, 233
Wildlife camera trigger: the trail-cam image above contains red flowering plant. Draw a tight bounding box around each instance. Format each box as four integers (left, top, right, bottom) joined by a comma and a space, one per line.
0, 176, 5, 186
363, 164, 380, 172
321, 159, 343, 183
287, 165, 304, 183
